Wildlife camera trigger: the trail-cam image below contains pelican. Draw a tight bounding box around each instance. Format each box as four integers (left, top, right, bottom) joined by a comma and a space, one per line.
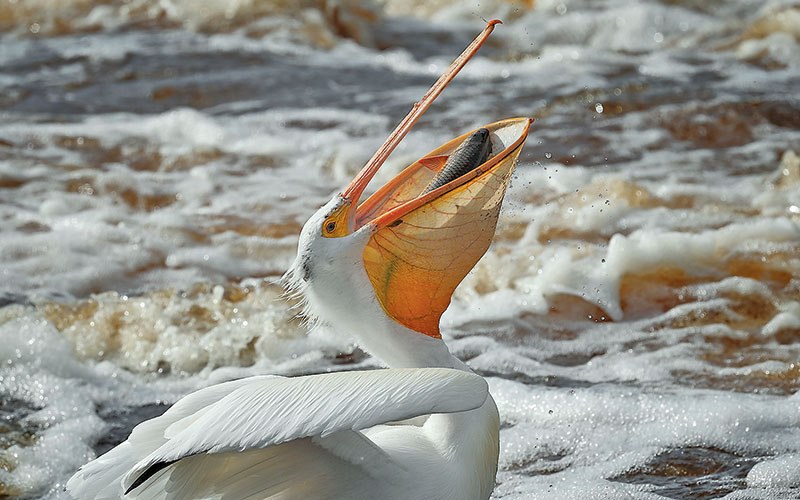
67, 19, 532, 500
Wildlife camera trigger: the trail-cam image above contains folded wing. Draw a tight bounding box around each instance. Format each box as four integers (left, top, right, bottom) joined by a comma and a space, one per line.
67, 368, 488, 500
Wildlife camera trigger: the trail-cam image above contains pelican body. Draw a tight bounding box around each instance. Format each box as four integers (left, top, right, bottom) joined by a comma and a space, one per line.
67, 20, 532, 500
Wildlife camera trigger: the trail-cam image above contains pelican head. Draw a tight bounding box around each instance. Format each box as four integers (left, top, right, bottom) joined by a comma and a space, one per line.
284, 21, 532, 366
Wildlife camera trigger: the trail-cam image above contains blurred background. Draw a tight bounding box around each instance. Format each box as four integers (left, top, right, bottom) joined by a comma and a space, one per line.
1, 1, 799, 499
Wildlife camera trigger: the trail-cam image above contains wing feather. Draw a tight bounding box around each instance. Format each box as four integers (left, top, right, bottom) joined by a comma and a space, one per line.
119, 368, 487, 495
137, 436, 394, 500
66, 376, 273, 500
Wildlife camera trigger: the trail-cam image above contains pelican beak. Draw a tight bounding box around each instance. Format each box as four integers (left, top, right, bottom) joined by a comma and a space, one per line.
358, 117, 532, 338
331, 19, 503, 235
330, 19, 534, 338
355, 117, 532, 231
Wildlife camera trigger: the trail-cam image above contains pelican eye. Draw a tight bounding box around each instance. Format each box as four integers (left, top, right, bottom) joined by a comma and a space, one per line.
321, 201, 350, 238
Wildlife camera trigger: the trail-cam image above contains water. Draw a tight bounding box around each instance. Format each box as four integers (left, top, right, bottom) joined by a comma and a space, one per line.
1, 0, 799, 498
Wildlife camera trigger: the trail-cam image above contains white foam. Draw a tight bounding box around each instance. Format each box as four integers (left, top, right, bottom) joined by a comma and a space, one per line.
762, 309, 800, 336
747, 453, 800, 488
489, 378, 800, 499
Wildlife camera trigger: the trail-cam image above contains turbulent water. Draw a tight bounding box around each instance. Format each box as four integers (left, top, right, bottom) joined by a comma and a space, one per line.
1, 0, 799, 498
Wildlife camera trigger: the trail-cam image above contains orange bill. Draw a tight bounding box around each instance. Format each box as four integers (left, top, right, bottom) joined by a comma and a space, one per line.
361, 118, 532, 337
324, 19, 534, 338
334, 19, 502, 233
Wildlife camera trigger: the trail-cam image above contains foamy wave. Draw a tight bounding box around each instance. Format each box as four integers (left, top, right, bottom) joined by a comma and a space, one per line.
732, 4, 800, 68
747, 452, 800, 488
33, 281, 356, 374
491, 379, 800, 499
1, 0, 383, 46
447, 149, 800, 346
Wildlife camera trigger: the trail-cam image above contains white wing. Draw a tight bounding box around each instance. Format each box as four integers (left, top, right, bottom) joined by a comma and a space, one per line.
66, 376, 267, 500
66, 368, 488, 500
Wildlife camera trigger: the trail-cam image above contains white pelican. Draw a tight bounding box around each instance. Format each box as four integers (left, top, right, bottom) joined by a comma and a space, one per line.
67, 19, 532, 500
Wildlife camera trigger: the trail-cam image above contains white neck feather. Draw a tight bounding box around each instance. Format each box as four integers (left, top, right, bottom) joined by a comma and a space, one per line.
288, 202, 462, 369
303, 229, 461, 369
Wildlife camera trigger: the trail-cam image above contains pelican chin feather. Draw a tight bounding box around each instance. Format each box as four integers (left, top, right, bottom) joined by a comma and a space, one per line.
67, 19, 532, 500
